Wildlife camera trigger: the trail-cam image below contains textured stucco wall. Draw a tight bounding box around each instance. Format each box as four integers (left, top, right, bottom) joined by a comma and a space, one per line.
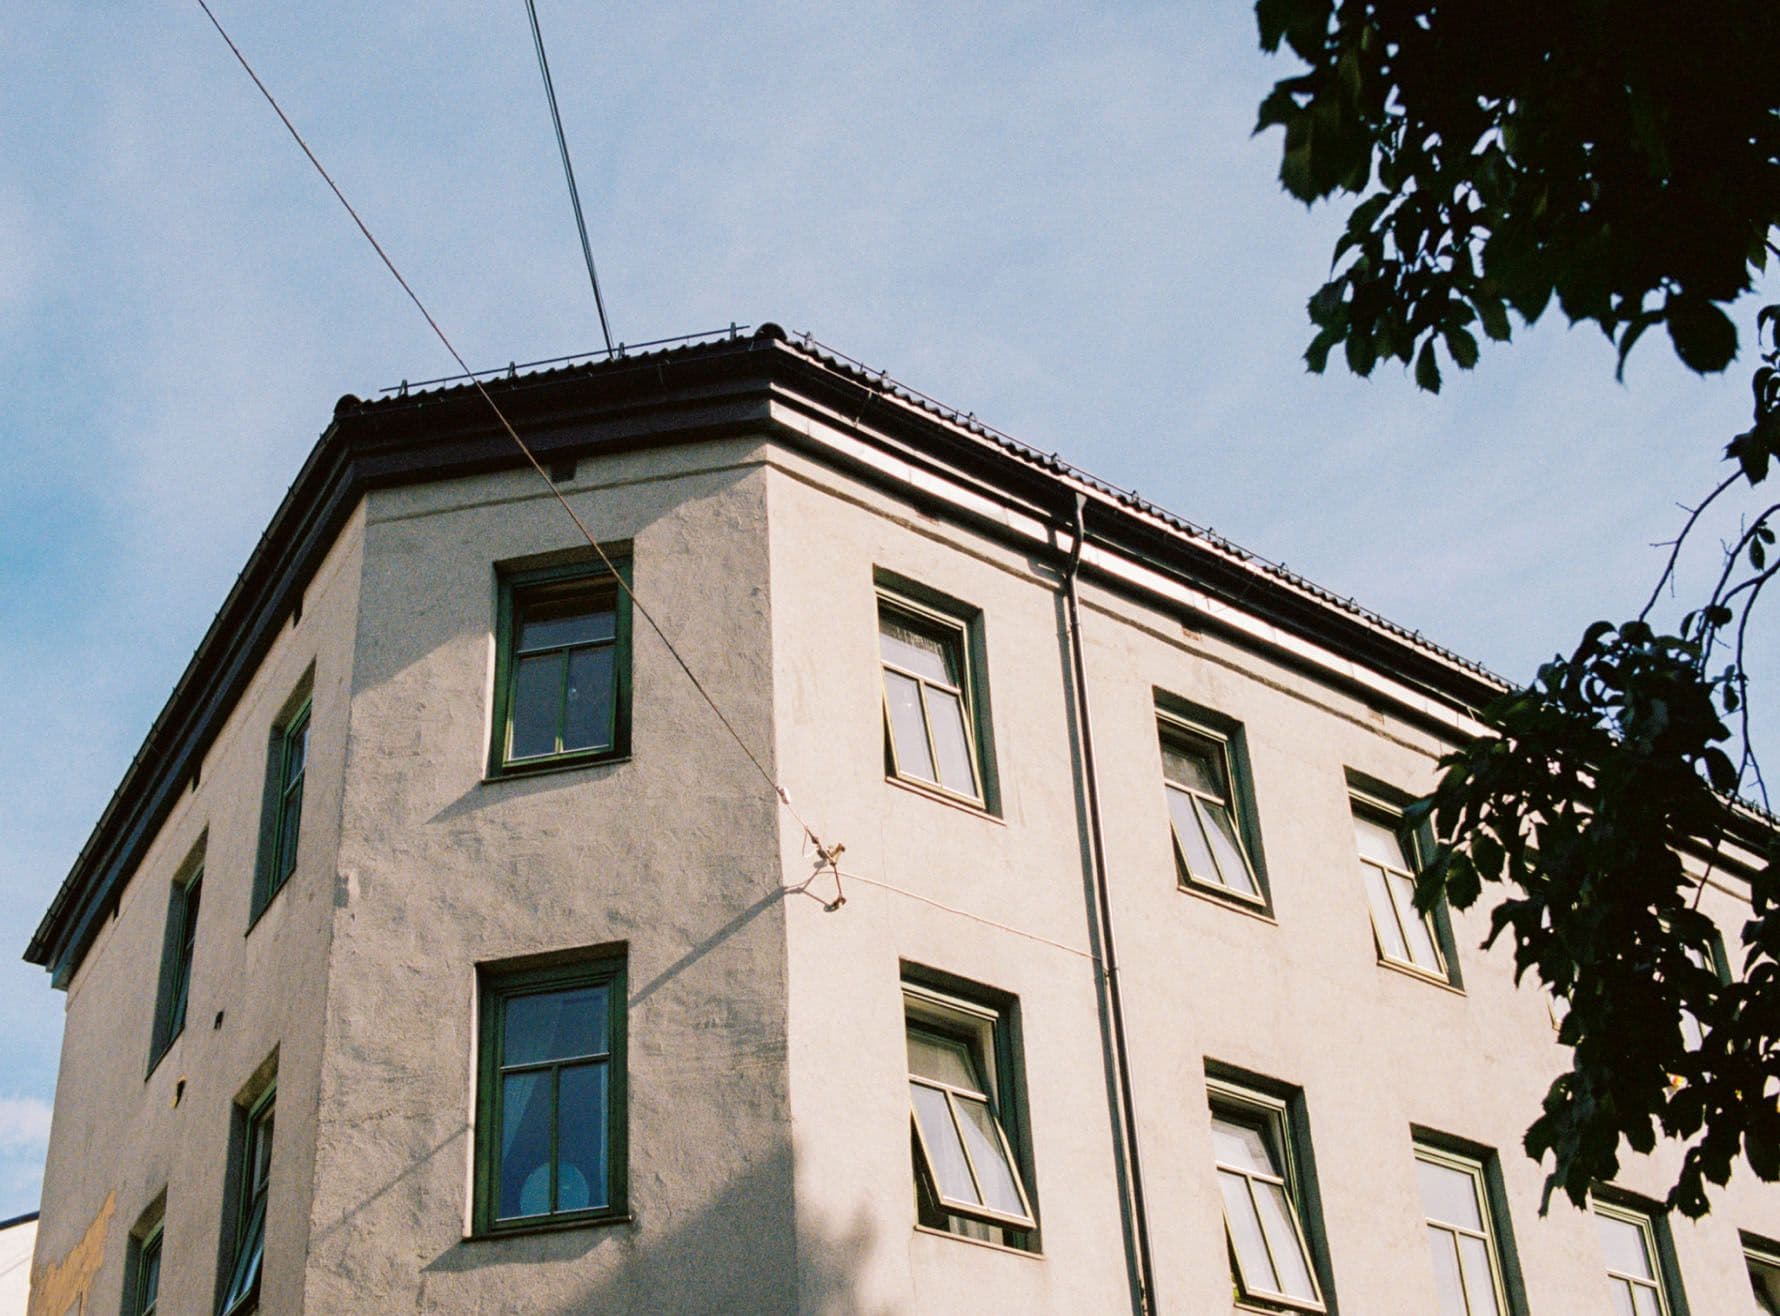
765, 448, 1779, 1315
305, 439, 798, 1312
32, 504, 364, 1316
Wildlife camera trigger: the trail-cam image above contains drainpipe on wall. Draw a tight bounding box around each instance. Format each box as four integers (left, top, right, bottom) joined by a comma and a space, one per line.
1062, 489, 1159, 1315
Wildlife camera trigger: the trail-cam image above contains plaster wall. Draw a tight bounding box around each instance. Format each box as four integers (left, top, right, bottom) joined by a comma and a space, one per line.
305, 438, 799, 1312
765, 447, 1779, 1315
30, 504, 365, 1316
0, 1219, 35, 1314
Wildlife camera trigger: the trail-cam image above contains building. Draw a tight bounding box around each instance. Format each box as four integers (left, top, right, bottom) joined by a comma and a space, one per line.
0, 1213, 37, 1315
22, 324, 1780, 1314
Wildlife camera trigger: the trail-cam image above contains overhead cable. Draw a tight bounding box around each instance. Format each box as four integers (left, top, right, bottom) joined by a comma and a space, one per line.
193, 0, 833, 863
523, 0, 615, 353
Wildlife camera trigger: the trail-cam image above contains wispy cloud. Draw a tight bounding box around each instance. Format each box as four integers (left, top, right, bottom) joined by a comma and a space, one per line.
0, 1098, 51, 1154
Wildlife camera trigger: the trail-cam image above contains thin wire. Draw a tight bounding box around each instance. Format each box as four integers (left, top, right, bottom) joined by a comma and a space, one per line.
194, 0, 829, 855
523, 0, 615, 353
817, 869, 1100, 963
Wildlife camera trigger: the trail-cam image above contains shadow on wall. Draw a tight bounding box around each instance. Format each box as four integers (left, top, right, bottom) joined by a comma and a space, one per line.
420, 1144, 897, 1315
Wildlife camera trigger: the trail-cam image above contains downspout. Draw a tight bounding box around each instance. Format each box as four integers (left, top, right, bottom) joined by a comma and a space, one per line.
1062, 490, 1159, 1314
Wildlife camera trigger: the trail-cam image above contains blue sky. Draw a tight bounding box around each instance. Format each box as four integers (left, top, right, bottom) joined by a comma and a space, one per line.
1, 4, 1772, 1220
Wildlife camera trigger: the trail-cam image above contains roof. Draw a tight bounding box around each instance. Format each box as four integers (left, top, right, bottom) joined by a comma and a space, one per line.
27, 323, 1512, 985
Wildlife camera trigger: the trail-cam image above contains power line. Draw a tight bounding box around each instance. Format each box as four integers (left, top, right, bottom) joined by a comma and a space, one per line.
523, 0, 615, 354
193, 0, 834, 862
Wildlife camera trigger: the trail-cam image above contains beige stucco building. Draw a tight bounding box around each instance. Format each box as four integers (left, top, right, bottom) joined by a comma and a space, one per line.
23, 326, 1780, 1314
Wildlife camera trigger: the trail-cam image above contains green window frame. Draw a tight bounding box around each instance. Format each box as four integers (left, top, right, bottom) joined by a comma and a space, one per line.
903, 978, 1036, 1248
128, 1220, 163, 1316
1415, 1144, 1512, 1316
878, 594, 990, 807
220, 1085, 274, 1315
149, 860, 203, 1070
1208, 1079, 1326, 1314
1160, 717, 1264, 906
251, 692, 310, 922
489, 559, 632, 776
474, 951, 628, 1234
1746, 1233, 1780, 1314
1593, 1196, 1682, 1316
1351, 793, 1455, 983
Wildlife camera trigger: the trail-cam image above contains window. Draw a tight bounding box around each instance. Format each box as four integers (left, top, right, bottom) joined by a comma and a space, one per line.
221, 1086, 274, 1314
1593, 1198, 1678, 1316
127, 1220, 162, 1316
904, 977, 1035, 1246
475, 951, 627, 1233
879, 595, 987, 804
1208, 1080, 1325, 1312
1160, 718, 1262, 903
1352, 795, 1450, 980
1747, 1234, 1780, 1315
149, 862, 202, 1069
1416, 1144, 1512, 1316
252, 690, 310, 920
490, 560, 631, 775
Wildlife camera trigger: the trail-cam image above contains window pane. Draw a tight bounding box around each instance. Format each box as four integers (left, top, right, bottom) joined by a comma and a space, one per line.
285, 716, 309, 780
911, 1083, 978, 1205
509, 653, 563, 758
906, 1029, 981, 1091
556, 1062, 609, 1212
1391, 870, 1443, 968
1168, 785, 1219, 883
1459, 1232, 1503, 1316
1631, 1286, 1662, 1316
223, 1196, 266, 1310
562, 645, 616, 752
1354, 811, 1412, 869
1161, 737, 1223, 797
1210, 1117, 1275, 1175
519, 598, 612, 650
1418, 1158, 1484, 1231
139, 1236, 162, 1313
1363, 864, 1411, 961
1609, 1284, 1638, 1316
954, 1095, 1025, 1217
1428, 1228, 1468, 1316
884, 670, 936, 781
1597, 1212, 1656, 1279
1218, 1169, 1279, 1295
1255, 1178, 1318, 1299
505, 984, 608, 1066
925, 687, 978, 796
879, 616, 955, 684
499, 1070, 552, 1218
276, 777, 304, 876
1196, 796, 1258, 896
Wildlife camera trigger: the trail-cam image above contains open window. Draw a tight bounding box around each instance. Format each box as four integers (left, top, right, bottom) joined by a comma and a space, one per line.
1207, 1077, 1327, 1312
1350, 789, 1457, 985
149, 841, 204, 1071
878, 586, 992, 808
1158, 712, 1266, 907
220, 1082, 274, 1314
904, 975, 1035, 1246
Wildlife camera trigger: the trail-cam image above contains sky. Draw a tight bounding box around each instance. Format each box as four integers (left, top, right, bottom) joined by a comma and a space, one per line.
1, 3, 1773, 1222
